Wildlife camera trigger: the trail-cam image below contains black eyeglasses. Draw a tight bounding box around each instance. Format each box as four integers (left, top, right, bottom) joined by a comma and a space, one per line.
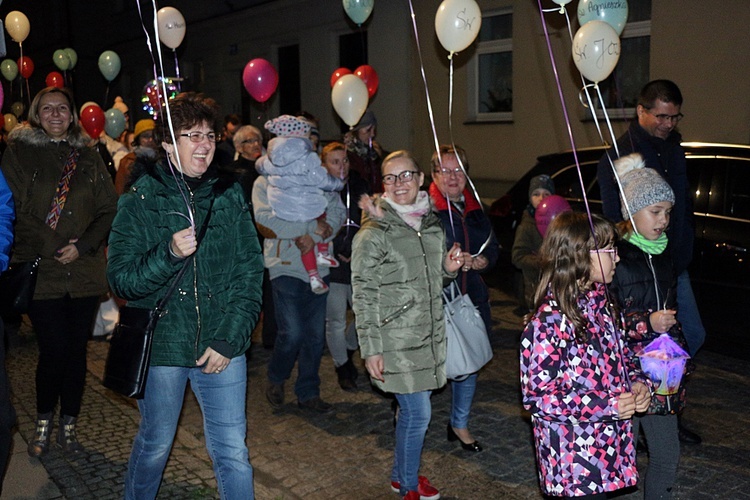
180, 131, 217, 143
382, 171, 419, 185
646, 110, 684, 123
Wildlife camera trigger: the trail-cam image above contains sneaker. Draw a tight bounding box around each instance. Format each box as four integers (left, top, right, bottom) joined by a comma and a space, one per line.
310, 275, 329, 295
316, 252, 340, 268
403, 492, 420, 500
297, 397, 334, 414
390, 476, 440, 500
266, 383, 284, 409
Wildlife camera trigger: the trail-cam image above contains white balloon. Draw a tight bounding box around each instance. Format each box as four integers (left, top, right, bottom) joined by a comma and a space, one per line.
572, 20, 620, 83
435, 0, 482, 54
552, 0, 573, 6
157, 7, 187, 50
5, 11, 30, 44
331, 74, 368, 127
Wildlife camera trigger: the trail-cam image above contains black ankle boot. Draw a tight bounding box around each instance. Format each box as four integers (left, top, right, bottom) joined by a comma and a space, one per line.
336, 364, 357, 392
28, 411, 54, 458
57, 415, 84, 454
346, 349, 359, 382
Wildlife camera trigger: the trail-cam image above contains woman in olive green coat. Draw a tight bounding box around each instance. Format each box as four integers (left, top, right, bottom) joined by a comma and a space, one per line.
352, 150, 465, 500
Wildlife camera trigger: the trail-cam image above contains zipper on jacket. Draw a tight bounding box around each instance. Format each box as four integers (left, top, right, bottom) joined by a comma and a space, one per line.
380, 299, 415, 327
188, 189, 202, 360
417, 230, 439, 382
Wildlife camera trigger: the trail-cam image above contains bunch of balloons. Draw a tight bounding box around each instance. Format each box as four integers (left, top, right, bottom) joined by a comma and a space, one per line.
242, 59, 279, 103
52, 48, 77, 72
330, 65, 379, 98
342, 0, 374, 26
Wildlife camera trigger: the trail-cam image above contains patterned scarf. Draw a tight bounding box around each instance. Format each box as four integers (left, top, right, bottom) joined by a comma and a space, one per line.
45, 148, 80, 230
382, 191, 430, 231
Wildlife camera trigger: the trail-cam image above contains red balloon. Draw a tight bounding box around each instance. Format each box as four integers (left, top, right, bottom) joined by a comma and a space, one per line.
242, 58, 279, 103
354, 65, 379, 98
80, 105, 105, 139
17, 56, 34, 79
330, 67, 352, 88
46, 71, 65, 88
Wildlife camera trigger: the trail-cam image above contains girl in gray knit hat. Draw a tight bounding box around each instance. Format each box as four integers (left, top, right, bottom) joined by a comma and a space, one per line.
609, 152, 693, 500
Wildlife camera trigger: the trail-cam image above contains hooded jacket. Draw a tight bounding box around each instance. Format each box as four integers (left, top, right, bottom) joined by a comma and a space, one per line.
351, 197, 454, 394
1, 124, 117, 299
107, 162, 263, 366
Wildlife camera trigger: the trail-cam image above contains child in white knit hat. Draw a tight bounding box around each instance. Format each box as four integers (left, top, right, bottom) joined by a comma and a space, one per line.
256, 115, 344, 294
609, 152, 693, 499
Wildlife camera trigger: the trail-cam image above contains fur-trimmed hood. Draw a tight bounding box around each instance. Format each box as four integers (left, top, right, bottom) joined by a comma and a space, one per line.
8, 123, 89, 149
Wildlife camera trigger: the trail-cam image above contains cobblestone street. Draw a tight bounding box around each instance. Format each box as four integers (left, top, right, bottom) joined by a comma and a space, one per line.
5, 286, 750, 499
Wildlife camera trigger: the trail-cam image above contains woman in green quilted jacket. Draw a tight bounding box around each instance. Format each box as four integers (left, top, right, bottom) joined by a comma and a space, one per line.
352, 150, 466, 500
107, 93, 264, 500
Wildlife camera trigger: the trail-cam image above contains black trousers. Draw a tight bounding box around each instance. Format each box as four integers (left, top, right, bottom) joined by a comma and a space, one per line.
28, 295, 99, 416
0, 316, 16, 493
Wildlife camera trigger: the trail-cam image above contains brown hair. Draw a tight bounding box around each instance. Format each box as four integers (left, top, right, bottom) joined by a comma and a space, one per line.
162, 92, 219, 144
533, 211, 617, 341
28, 87, 82, 141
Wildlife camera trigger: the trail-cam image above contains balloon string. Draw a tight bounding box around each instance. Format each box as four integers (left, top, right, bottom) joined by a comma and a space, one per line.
19, 43, 24, 102
104, 84, 110, 110
173, 50, 182, 92
406, 0, 442, 165
146, 0, 193, 230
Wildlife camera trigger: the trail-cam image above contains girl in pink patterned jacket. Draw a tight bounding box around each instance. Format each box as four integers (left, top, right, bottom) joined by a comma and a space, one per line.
520, 212, 651, 499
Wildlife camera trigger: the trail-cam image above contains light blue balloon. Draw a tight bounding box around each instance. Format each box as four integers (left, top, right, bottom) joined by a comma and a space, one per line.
104, 108, 126, 138
577, 0, 628, 36
98, 50, 121, 82
342, 0, 374, 25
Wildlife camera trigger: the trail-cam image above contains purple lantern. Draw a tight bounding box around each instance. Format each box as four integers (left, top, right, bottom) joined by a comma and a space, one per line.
637, 333, 690, 396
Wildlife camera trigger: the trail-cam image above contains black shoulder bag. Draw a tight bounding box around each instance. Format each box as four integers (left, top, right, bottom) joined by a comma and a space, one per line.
103, 200, 213, 399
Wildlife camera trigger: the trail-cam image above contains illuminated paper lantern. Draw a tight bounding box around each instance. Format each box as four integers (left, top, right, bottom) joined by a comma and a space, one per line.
637, 333, 690, 397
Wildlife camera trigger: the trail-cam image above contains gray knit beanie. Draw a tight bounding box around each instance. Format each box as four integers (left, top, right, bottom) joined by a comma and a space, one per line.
614, 153, 675, 219
528, 174, 555, 199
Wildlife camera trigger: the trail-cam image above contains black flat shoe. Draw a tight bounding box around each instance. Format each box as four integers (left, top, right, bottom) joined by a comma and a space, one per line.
447, 423, 483, 452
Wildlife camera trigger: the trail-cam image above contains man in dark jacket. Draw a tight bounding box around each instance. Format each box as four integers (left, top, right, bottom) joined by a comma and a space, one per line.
597, 79, 702, 445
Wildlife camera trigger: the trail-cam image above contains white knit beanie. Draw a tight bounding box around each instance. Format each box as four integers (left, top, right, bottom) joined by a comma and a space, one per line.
614, 153, 675, 219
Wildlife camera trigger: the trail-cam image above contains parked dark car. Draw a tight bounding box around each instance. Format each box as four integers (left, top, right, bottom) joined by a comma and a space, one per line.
489, 142, 750, 358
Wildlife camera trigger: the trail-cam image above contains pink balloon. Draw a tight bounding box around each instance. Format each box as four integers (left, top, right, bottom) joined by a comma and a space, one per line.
535, 195, 572, 237
242, 58, 279, 103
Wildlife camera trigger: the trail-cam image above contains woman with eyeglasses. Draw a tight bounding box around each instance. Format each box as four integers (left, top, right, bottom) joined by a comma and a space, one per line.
428, 145, 499, 454
107, 92, 264, 499
1, 86, 118, 458
352, 150, 466, 500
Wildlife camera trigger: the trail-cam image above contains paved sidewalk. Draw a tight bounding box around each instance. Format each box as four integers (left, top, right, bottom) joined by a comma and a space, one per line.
4, 287, 750, 499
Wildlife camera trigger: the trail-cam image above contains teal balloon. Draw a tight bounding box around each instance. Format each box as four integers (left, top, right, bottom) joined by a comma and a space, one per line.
104, 108, 126, 138
342, 0, 374, 25
53, 49, 70, 71
98, 50, 121, 82
577, 0, 628, 36
0, 59, 17, 81
63, 48, 78, 69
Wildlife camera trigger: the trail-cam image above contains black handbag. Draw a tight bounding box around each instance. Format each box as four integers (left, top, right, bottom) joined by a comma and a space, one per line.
103, 200, 213, 399
0, 256, 42, 314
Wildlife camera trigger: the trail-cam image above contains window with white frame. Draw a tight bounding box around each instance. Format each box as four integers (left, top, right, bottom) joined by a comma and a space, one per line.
595, 0, 652, 119
467, 9, 512, 122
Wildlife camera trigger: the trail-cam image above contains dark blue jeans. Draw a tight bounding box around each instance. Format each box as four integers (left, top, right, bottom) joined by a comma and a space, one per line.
268, 275, 328, 402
